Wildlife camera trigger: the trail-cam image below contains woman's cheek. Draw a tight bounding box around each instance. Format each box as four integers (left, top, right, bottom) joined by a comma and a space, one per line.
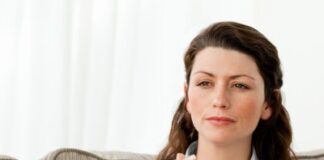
235, 97, 262, 125
189, 89, 209, 110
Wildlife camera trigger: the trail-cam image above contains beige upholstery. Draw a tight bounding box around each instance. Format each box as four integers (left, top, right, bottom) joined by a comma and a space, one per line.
296, 149, 324, 160
40, 148, 324, 160
0, 155, 17, 160
40, 148, 155, 160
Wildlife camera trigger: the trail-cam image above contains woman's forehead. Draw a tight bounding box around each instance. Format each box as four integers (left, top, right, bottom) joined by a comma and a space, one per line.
192, 47, 261, 77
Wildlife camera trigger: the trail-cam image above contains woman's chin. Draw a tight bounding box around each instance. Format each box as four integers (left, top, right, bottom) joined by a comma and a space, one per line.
201, 132, 235, 144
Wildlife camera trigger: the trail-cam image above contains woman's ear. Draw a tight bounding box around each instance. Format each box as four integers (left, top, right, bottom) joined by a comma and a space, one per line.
184, 83, 188, 101
273, 89, 281, 101
184, 82, 190, 113
261, 89, 280, 120
261, 103, 272, 120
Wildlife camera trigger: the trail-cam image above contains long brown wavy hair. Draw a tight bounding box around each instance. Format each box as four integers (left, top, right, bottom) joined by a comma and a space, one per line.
156, 21, 296, 160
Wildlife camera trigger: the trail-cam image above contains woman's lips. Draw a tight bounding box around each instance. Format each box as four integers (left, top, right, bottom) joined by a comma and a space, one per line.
206, 116, 236, 126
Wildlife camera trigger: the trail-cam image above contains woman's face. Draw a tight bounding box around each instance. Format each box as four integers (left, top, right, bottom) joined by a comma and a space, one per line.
186, 47, 271, 145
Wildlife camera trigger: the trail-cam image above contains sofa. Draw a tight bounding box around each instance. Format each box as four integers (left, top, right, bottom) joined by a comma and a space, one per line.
38, 148, 324, 160
1, 148, 324, 160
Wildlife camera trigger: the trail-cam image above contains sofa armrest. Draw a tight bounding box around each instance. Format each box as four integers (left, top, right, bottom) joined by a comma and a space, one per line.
296, 149, 324, 160
0, 154, 17, 160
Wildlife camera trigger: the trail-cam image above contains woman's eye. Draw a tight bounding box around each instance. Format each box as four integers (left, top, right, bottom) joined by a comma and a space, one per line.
233, 83, 249, 89
197, 81, 211, 87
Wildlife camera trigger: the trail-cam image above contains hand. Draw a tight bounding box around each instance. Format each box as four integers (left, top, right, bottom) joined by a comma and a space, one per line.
176, 153, 196, 160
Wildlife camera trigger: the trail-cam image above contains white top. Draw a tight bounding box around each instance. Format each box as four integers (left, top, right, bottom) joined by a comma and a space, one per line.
185, 141, 258, 160
251, 147, 257, 160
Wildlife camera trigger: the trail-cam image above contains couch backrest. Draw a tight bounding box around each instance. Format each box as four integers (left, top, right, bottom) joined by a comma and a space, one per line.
40, 148, 155, 160
41, 148, 324, 160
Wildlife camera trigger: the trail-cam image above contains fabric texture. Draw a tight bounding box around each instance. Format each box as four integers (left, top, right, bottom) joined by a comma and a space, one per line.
0, 155, 17, 160
40, 148, 155, 160
296, 149, 324, 160
40, 148, 324, 160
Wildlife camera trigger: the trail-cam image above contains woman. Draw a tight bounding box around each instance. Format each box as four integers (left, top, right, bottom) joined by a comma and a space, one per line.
156, 22, 296, 160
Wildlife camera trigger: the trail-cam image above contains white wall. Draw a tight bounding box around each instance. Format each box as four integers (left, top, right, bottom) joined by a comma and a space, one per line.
256, 1, 324, 151
0, 0, 324, 159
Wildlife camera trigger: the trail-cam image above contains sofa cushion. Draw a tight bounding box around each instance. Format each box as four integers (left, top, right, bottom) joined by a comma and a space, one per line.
41, 148, 324, 160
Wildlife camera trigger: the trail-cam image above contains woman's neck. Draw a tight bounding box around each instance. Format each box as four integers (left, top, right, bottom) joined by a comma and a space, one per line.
196, 136, 252, 160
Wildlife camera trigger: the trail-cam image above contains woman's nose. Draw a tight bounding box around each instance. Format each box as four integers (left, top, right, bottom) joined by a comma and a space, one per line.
211, 85, 230, 109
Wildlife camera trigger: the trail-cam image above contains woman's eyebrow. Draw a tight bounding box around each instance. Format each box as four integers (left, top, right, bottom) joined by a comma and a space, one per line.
193, 71, 255, 80
230, 74, 255, 80
193, 71, 215, 77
